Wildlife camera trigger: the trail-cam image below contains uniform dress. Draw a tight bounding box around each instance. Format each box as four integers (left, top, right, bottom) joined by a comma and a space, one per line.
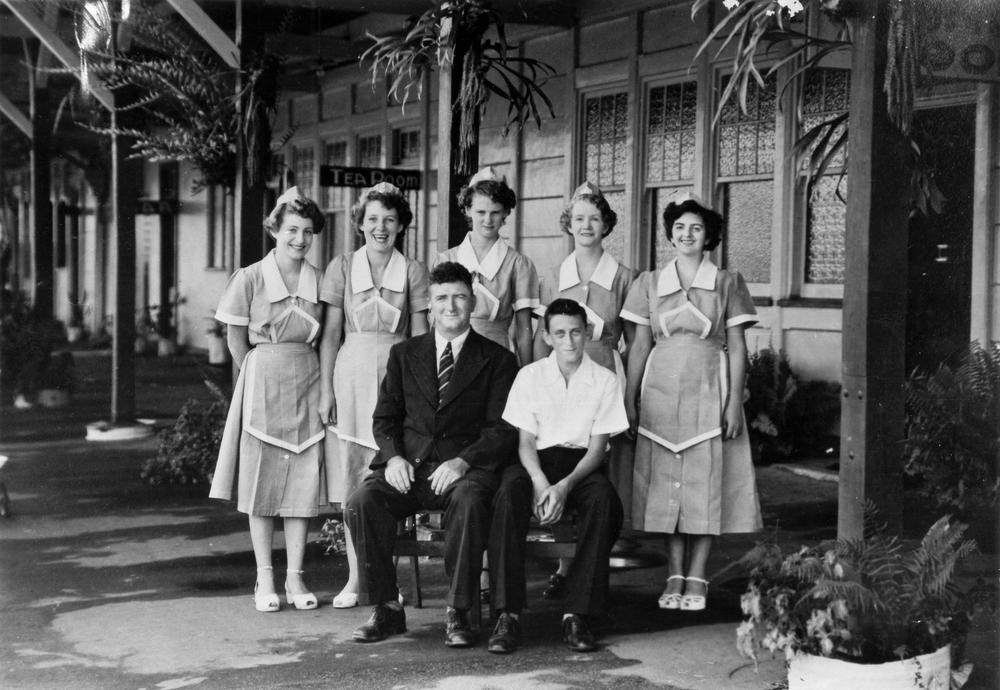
620, 257, 762, 535
538, 250, 636, 387
435, 233, 539, 351
320, 248, 429, 504
209, 250, 327, 517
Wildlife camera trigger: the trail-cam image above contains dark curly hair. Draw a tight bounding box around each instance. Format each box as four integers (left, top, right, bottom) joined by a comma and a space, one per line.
662, 198, 723, 252
559, 193, 618, 237
350, 191, 414, 237
429, 261, 474, 293
265, 196, 325, 234
543, 297, 588, 331
456, 179, 517, 213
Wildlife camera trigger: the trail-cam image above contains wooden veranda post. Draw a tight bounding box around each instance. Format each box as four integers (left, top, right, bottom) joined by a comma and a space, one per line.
838, 1, 912, 539
435, 20, 478, 252
234, 1, 266, 269
28, 64, 53, 321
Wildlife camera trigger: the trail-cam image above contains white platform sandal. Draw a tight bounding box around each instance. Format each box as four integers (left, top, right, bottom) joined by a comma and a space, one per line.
658, 574, 685, 610
284, 569, 318, 610
680, 576, 709, 611
253, 566, 280, 613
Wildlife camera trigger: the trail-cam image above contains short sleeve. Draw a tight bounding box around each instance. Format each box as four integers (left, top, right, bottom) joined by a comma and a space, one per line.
511, 253, 540, 313
590, 371, 629, 437
534, 267, 559, 318
407, 259, 430, 314
620, 271, 652, 326
725, 271, 759, 329
215, 268, 252, 326
319, 255, 348, 307
501, 367, 538, 436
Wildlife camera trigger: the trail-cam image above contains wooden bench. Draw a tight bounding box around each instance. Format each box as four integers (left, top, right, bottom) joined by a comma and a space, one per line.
394, 511, 577, 628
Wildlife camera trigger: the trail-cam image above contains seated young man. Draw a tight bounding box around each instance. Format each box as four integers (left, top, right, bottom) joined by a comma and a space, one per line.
487, 298, 626, 654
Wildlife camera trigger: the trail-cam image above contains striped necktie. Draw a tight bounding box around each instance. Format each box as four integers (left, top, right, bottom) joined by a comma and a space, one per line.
438, 341, 454, 404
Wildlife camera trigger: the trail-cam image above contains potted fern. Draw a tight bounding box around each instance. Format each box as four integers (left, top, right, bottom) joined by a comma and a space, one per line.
735, 513, 993, 689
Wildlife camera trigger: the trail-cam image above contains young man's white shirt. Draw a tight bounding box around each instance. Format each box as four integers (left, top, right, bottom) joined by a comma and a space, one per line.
502, 352, 627, 449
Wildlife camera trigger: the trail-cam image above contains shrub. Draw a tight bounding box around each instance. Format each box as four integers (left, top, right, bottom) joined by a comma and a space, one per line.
142, 381, 227, 486
744, 348, 841, 464
904, 342, 1000, 516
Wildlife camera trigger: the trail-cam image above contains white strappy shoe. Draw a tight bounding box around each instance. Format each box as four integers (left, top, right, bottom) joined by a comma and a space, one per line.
254, 566, 280, 613
658, 574, 685, 610
284, 569, 318, 610
680, 576, 709, 612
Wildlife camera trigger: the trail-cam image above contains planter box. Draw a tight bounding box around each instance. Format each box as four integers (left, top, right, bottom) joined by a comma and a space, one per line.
37, 389, 70, 409
789, 645, 950, 690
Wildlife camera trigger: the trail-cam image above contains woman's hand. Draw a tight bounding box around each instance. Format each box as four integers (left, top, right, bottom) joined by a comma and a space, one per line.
625, 398, 639, 439
722, 397, 743, 440
318, 390, 336, 426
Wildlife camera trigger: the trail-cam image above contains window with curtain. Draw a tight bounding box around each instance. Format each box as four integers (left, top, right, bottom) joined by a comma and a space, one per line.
802, 68, 850, 287
321, 140, 349, 264
358, 134, 382, 168
582, 91, 630, 262
206, 185, 229, 269
646, 80, 697, 269
292, 144, 316, 199
717, 73, 776, 284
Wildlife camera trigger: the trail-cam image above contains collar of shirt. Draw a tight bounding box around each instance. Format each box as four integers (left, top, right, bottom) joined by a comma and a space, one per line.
261, 250, 319, 304
455, 233, 508, 281
350, 248, 407, 294
558, 251, 619, 292
657, 256, 718, 297
540, 350, 598, 387
435, 327, 471, 363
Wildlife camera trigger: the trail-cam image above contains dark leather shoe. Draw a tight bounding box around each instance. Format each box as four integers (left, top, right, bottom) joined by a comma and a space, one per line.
542, 572, 566, 600
444, 606, 477, 648
562, 614, 598, 652
353, 604, 406, 642
487, 612, 521, 654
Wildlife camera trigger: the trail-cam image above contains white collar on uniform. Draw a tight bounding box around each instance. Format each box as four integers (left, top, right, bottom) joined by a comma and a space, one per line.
262, 250, 318, 303
558, 251, 619, 291
540, 350, 597, 386
351, 248, 407, 294
455, 233, 508, 281
657, 256, 718, 296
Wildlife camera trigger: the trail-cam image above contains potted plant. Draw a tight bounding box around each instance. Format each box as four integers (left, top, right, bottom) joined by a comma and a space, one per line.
66, 292, 87, 344
735, 512, 994, 689
205, 315, 229, 366
36, 351, 75, 409
1, 291, 58, 409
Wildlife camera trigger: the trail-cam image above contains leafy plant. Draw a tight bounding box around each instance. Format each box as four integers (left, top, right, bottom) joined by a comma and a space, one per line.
736, 508, 994, 666
362, 0, 556, 174
690, 0, 992, 217
141, 381, 227, 486
744, 348, 841, 463
70, 2, 292, 192
904, 342, 1000, 517
0, 291, 60, 401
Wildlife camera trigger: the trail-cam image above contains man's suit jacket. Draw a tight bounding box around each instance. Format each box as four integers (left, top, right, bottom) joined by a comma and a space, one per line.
371, 329, 518, 474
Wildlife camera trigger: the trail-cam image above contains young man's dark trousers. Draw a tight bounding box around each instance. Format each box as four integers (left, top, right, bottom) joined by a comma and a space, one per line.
345, 461, 499, 611
488, 447, 623, 616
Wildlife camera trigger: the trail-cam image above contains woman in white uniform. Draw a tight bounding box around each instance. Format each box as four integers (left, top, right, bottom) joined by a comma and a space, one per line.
319, 182, 429, 607
435, 166, 538, 365
210, 187, 327, 612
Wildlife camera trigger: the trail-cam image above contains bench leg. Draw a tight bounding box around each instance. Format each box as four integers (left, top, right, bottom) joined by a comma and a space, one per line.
410, 555, 422, 608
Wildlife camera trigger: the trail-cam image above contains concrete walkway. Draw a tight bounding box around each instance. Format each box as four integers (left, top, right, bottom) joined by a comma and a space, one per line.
0, 352, 995, 689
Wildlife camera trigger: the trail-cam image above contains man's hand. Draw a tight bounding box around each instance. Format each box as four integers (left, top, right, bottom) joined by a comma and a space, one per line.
429, 457, 469, 495
385, 456, 413, 493
537, 482, 569, 526
531, 479, 551, 522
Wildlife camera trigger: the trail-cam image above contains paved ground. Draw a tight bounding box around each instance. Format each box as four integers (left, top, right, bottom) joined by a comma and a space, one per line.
0, 351, 996, 689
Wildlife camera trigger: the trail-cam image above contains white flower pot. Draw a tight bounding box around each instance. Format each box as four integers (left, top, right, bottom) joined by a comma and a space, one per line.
788, 645, 951, 690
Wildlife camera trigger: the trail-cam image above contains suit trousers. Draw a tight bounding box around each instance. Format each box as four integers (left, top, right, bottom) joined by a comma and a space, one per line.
344, 462, 498, 610
488, 448, 624, 617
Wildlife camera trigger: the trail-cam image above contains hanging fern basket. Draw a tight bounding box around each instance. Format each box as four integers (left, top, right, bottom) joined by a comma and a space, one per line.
788, 645, 951, 690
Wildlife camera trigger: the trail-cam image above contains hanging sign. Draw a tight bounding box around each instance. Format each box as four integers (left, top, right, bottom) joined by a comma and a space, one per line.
319, 165, 422, 190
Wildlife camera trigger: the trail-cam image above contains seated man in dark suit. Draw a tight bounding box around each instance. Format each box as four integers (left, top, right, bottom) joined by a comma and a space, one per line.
345, 261, 518, 648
